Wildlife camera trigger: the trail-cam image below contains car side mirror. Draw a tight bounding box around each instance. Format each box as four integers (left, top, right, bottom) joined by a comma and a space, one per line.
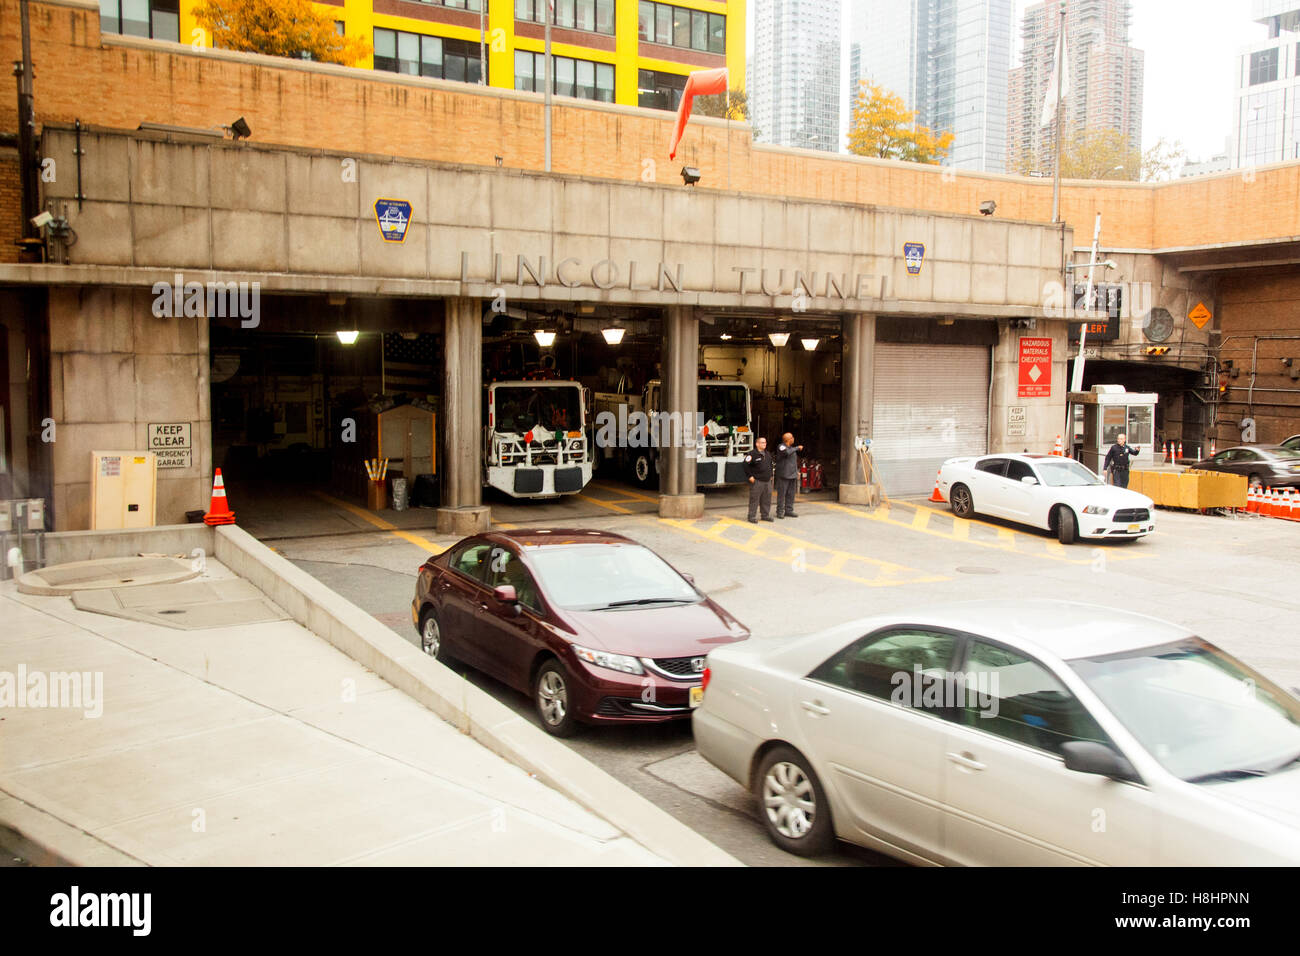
1021, 476, 1038, 485
493, 585, 518, 605
1061, 741, 1142, 784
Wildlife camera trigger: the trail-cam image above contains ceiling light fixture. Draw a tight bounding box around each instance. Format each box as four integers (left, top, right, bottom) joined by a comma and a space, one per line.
719, 333, 732, 340
768, 332, 790, 347
801, 338, 820, 351
601, 327, 626, 345
534, 330, 556, 347
336, 330, 359, 345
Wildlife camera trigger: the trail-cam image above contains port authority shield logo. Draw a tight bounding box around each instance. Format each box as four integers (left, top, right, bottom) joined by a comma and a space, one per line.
374, 198, 412, 243
903, 242, 926, 275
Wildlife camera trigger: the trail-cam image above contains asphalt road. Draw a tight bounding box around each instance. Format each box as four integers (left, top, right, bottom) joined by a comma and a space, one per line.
258, 478, 1300, 866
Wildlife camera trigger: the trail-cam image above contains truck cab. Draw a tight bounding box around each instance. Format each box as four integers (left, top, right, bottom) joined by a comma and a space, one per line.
484, 379, 593, 498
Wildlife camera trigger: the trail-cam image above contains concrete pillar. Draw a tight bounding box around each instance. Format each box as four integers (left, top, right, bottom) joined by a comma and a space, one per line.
658, 305, 704, 519
437, 297, 490, 535
839, 313, 877, 505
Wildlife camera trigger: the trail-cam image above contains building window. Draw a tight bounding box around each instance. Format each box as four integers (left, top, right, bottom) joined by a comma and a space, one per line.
99, 0, 179, 42
517, 0, 615, 36
429, 0, 484, 9
1250, 48, 1279, 85
638, 2, 724, 54
638, 68, 687, 110
374, 29, 484, 84
515, 51, 613, 102
335, 21, 345, 35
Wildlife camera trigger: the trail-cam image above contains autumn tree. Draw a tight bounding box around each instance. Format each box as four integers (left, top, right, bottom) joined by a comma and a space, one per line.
847, 81, 953, 164
193, 0, 371, 66
1058, 128, 1141, 180
1140, 136, 1188, 182
694, 87, 750, 122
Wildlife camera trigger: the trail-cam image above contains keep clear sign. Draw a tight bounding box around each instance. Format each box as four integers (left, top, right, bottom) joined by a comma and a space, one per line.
148, 422, 192, 469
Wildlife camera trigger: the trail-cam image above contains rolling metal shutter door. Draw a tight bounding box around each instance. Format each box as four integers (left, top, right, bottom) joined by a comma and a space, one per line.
872, 343, 989, 496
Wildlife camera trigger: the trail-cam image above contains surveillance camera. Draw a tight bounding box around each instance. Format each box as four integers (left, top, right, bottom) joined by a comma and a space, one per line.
31, 211, 54, 228
1103, 259, 1118, 270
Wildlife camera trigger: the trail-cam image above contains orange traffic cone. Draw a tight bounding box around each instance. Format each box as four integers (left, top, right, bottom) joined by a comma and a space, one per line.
1264, 488, 1279, 518
1177, 440, 1183, 462
1163, 441, 1171, 463
928, 470, 945, 503
203, 468, 237, 526
1210, 439, 1216, 456
1052, 435, 1064, 456
1246, 484, 1259, 513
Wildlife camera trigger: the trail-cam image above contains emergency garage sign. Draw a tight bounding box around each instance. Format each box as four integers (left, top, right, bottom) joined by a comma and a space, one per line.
1018, 337, 1052, 398
148, 422, 192, 469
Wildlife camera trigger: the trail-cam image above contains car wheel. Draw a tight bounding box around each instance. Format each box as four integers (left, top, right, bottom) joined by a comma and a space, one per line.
755, 746, 835, 857
949, 483, 974, 519
534, 659, 580, 738
418, 606, 446, 661
1057, 506, 1077, 545
632, 452, 655, 487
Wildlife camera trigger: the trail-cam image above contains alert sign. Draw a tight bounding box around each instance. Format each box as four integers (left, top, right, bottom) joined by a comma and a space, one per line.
1018, 337, 1052, 398
148, 422, 192, 469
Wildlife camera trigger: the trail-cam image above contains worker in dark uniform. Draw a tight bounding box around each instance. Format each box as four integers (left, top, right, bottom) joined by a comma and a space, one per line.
774, 432, 804, 518
745, 436, 775, 523
1103, 432, 1140, 488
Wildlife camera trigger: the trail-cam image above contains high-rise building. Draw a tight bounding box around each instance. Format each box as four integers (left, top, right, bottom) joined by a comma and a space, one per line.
1232, 0, 1300, 168
1007, 0, 1143, 176
749, 0, 842, 152
96, 0, 746, 113
848, 0, 1012, 173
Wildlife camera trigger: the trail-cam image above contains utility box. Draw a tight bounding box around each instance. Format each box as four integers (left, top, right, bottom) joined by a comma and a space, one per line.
91, 451, 157, 529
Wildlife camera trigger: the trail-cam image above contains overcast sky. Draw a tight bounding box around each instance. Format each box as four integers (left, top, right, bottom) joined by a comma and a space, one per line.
783, 1, 1274, 161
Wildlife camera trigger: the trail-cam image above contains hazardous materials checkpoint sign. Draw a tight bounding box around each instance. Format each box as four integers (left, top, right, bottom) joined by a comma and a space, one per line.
1018, 337, 1052, 398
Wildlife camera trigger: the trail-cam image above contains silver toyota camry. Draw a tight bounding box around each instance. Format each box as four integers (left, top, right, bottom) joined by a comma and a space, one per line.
693, 600, 1300, 865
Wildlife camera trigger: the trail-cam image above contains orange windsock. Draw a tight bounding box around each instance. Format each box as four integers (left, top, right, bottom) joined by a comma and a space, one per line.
668, 68, 730, 161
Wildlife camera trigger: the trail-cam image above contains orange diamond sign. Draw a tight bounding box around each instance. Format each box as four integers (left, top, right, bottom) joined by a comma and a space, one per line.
1189, 302, 1212, 329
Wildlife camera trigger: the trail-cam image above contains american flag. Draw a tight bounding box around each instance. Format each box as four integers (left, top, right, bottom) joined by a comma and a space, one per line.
383, 333, 440, 396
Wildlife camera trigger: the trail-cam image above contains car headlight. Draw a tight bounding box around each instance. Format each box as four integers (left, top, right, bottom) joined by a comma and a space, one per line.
1082, 505, 1110, 515
572, 644, 644, 675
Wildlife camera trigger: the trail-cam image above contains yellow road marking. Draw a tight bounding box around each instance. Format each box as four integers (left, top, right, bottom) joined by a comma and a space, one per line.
576, 492, 635, 514
660, 514, 948, 588
822, 501, 1145, 564
311, 491, 456, 553
589, 481, 660, 504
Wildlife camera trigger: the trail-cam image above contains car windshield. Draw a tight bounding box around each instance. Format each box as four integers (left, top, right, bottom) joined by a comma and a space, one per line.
1069, 638, 1300, 783
526, 543, 700, 611
699, 384, 749, 427
1267, 446, 1300, 460
1034, 459, 1103, 487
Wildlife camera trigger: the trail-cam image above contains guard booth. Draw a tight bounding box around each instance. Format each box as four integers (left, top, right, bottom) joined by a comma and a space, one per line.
1069, 385, 1159, 475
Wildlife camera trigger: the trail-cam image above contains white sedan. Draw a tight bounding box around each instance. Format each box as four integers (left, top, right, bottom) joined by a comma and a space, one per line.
693, 600, 1300, 865
937, 453, 1154, 543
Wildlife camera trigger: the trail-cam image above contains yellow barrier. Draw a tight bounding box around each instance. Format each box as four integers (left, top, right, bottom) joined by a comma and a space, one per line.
1130, 470, 1248, 510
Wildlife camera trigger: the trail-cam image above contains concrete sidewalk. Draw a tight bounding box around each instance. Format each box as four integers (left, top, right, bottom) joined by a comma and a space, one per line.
0, 561, 691, 866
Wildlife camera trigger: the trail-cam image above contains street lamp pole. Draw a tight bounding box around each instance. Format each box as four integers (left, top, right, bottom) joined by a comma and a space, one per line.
544, 1, 553, 172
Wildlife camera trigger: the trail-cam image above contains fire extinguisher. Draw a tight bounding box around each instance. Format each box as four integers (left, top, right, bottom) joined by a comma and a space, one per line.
799, 460, 810, 491
812, 461, 824, 491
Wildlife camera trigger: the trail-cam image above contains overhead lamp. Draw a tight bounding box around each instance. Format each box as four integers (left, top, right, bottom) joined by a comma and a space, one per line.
768, 332, 790, 347
226, 116, 252, 140
719, 333, 732, 341
534, 330, 556, 347
979, 200, 997, 216
801, 338, 820, 351
681, 166, 701, 186
601, 327, 626, 345
336, 330, 360, 345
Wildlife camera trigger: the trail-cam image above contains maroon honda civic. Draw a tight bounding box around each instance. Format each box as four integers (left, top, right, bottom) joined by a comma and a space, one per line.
411, 529, 750, 736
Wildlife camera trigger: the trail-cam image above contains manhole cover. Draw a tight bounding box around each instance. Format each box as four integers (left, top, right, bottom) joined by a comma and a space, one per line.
955, 566, 999, 575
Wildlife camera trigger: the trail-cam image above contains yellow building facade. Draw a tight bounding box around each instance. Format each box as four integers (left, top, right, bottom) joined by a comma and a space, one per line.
155, 0, 745, 109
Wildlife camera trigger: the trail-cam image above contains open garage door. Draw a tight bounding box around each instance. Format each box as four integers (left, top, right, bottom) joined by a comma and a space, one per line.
872, 343, 989, 496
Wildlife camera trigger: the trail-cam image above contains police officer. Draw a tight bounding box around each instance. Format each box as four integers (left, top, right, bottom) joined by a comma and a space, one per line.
1104, 432, 1141, 488
774, 432, 803, 518
745, 436, 775, 523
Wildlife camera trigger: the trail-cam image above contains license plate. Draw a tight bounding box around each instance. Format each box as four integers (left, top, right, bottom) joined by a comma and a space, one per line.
1128, 523, 1140, 533
689, 686, 704, 708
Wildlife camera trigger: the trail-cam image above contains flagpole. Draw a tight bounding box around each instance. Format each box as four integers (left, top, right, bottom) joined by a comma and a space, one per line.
544, 2, 553, 173
1051, 0, 1065, 223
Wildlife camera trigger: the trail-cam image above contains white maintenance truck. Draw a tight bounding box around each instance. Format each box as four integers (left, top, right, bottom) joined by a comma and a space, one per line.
483, 378, 593, 498
592, 378, 754, 488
